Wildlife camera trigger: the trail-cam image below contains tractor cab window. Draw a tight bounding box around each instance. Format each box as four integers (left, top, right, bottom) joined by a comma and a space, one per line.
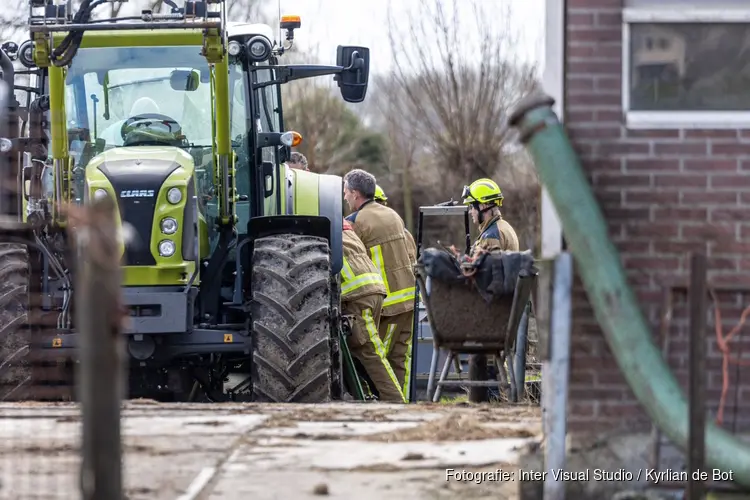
226, 56, 282, 231
255, 61, 281, 136
64, 45, 215, 201
254, 61, 282, 216
229, 59, 250, 200
228, 57, 252, 235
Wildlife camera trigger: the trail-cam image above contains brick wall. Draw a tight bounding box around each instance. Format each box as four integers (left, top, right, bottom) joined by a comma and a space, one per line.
565, 0, 750, 433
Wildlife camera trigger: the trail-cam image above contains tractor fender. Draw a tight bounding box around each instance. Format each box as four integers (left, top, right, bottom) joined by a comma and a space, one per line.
317, 173, 343, 274
248, 169, 343, 275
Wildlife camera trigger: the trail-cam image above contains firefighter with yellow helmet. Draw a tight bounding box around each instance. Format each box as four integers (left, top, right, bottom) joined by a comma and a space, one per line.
462, 178, 520, 255
373, 184, 417, 264
341, 218, 405, 402
461, 178, 522, 401
374, 185, 388, 204
344, 171, 417, 401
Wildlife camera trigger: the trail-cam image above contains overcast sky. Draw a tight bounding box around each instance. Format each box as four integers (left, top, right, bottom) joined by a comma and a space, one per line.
259, 0, 545, 74
102, 1, 545, 75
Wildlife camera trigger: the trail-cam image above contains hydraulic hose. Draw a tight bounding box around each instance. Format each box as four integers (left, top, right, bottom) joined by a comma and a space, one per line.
0, 48, 13, 137
508, 93, 750, 487
0, 49, 14, 92
51, 0, 109, 67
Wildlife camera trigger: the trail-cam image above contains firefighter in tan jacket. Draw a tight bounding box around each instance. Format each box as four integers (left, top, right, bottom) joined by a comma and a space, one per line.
341, 219, 405, 403
462, 178, 520, 254
374, 184, 417, 263
461, 178, 529, 399
344, 171, 416, 400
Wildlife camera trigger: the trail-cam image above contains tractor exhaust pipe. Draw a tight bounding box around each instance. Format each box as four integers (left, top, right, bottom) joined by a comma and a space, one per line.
0, 48, 16, 217
0, 48, 13, 95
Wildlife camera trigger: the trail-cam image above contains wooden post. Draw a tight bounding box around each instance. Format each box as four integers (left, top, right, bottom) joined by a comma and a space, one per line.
536, 258, 553, 441
687, 253, 707, 500
72, 196, 125, 500
649, 287, 674, 471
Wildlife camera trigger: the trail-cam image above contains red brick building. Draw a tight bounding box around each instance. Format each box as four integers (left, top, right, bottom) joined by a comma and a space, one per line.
543, 0, 750, 433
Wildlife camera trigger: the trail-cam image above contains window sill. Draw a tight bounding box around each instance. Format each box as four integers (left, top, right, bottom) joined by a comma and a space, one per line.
624, 8, 750, 23
625, 111, 750, 130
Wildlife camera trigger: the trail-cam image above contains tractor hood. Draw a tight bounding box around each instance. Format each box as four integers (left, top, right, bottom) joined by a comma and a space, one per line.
86, 146, 196, 179
85, 146, 196, 267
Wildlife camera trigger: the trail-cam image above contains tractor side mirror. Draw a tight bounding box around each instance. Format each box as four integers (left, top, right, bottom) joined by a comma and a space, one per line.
335, 45, 370, 103
170, 70, 200, 91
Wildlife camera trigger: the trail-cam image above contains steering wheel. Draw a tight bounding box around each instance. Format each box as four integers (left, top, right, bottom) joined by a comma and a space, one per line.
120, 113, 184, 145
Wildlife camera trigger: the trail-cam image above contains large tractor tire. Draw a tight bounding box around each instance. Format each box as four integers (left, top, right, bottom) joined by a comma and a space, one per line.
249, 234, 339, 403
0, 244, 29, 401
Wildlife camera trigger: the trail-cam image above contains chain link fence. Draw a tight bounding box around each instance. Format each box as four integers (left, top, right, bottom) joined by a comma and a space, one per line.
0, 72, 125, 498
0, 206, 125, 500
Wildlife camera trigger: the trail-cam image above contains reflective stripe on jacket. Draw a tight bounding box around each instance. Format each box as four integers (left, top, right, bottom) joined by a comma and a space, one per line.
346, 200, 416, 316
341, 227, 387, 302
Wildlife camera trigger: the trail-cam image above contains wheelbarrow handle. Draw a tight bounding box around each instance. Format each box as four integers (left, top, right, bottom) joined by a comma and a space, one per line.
436, 199, 457, 206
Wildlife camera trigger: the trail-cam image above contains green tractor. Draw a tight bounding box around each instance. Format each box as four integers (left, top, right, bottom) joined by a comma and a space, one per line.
0, 0, 374, 402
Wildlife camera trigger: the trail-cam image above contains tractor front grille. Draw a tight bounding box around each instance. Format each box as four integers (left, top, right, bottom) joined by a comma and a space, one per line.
118, 194, 158, 266
97, 158, 182, 266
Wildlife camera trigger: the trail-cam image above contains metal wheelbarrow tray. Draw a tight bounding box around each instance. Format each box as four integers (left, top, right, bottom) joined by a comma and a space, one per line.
414, 251, 537, 401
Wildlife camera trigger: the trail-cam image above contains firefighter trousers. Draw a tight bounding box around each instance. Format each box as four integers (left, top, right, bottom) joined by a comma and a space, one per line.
379, 310, 415, 400
344, 294, 405, 403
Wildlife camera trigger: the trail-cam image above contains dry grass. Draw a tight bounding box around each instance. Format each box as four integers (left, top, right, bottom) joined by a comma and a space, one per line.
361, 412, 537, 443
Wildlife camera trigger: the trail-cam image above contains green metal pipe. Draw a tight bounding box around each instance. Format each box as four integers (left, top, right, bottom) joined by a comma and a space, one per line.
508, 93, 750, 487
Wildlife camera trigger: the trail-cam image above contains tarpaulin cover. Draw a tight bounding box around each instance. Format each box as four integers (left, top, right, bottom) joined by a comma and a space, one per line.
418, 248, 536, 301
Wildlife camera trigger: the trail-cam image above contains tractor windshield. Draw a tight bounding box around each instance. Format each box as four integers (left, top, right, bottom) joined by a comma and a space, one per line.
64, 45, 213, 152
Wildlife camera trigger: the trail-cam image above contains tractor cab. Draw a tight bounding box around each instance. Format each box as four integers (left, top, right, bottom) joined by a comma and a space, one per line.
58, 31, 231, 288
0, 0, 378, 403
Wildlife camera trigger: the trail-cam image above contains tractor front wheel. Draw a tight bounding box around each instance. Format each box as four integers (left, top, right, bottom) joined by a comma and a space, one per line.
0, 244, 30, 401
248, 234, 338, 403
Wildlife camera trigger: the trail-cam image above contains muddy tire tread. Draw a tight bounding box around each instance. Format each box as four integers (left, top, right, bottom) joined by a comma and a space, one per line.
0, 244, 29, 401
249, 234, 335, 403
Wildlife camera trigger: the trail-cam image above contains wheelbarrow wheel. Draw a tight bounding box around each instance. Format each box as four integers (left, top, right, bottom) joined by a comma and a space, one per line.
467, 354, 489, 402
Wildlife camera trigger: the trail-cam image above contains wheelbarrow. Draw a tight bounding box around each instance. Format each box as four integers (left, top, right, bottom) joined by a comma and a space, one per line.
414, 253, 537, 403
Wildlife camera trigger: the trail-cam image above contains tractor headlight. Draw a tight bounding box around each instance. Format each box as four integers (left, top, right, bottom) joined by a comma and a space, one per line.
0, 138, 12, 153
160, 217, 178, 235
94, 188, 108, 200
246, 36, 271, 62
18, 40, 34, 69
228, 40, 242, 57
167, 187, 182, 204
158, 240, 176, 257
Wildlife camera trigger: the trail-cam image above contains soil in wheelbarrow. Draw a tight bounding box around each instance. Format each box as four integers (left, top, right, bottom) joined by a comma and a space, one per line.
425, 280, 514, 345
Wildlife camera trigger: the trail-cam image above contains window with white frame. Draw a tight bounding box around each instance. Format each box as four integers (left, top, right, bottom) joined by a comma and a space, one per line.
623, 0, 750, 129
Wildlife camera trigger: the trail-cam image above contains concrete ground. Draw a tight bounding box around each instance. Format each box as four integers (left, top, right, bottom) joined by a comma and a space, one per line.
0, 401, 541, 500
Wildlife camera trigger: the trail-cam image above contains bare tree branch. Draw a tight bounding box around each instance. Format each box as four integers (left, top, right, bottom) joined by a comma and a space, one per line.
283, 84, 387, 177
374, 0, 541, 249
385, 0, 539, 188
